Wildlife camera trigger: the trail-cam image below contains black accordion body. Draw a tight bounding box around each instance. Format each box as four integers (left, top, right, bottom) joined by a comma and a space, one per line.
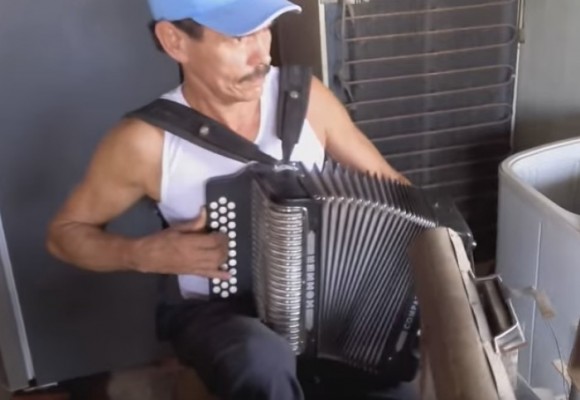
205, 161, 449, 378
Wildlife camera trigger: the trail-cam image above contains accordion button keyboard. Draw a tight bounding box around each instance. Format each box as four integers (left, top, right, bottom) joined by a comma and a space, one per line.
207, 196, 239, 299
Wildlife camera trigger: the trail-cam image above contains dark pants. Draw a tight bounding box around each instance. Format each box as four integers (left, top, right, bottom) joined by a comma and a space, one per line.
156, 296, 419, 400
157, 296, 302, 400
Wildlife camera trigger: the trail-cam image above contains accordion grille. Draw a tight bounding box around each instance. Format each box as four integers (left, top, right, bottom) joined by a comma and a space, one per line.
252, 162, 438, 372
312, 164, 436, 371
252, 181, 306, 353
319, 198, 425, 370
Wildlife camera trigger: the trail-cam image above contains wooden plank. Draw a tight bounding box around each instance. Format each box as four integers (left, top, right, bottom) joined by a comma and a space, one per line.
409, 227, 500, 400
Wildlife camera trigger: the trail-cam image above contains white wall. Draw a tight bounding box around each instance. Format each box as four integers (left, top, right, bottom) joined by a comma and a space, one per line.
514, 0, 580, 150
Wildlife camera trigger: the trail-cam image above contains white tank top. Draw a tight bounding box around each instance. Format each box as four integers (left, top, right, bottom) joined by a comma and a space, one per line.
156, 67, 326, 299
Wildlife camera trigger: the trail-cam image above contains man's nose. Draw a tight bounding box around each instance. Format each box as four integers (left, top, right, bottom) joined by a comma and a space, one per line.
249, 28, 271, 65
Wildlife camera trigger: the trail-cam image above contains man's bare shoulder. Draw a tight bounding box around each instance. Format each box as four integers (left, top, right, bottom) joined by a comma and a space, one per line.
305, 77, 334, 146
306, 76, 349, 147
87, 117, 164, 200
102, 117, 164, 159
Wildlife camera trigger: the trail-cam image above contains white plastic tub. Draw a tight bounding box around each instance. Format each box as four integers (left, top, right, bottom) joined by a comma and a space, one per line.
496, 136, 580, 395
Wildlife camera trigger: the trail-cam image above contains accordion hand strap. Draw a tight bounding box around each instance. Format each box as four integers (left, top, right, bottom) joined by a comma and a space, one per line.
125, 98, 278, 165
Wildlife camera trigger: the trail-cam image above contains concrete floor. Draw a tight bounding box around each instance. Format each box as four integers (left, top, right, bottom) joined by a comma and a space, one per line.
2, 366, 212, 400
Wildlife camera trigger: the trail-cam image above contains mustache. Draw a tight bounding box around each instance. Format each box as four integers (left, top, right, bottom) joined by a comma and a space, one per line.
239, 64, 271, 83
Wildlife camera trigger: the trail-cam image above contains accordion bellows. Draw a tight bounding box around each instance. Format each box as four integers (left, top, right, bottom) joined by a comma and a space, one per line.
206, 160, 440, 375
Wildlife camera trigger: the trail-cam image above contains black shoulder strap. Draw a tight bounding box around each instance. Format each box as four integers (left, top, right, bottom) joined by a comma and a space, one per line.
277, 65, 313, 163
126, 65, 313, 166
125, 99, 278, 166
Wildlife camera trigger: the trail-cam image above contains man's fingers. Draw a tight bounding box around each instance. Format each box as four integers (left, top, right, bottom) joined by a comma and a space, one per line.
399, 175, 412, 186
191, 208, 208, 230
187, 240, 228, 266
188, 232, 228, 250
197, 248, 228, 267
175, 208, 208, 232
200, 269, 231, 281
189, 262, 231, 280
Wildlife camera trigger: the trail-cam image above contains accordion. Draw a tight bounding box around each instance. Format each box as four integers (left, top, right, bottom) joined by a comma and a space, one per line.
204, 160, 468, 378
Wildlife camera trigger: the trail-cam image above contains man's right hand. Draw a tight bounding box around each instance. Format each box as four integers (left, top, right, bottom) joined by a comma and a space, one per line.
131, 209, 230, 280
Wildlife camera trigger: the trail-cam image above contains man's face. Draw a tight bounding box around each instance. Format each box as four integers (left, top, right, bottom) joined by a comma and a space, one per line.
181, 26, 273, 103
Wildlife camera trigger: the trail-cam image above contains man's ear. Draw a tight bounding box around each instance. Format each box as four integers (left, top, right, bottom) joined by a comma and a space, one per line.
154, 21, 190, 64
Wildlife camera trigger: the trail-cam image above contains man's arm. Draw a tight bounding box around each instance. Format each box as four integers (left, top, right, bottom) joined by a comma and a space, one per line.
307, 77, 410, 184
46, 119, 229, 279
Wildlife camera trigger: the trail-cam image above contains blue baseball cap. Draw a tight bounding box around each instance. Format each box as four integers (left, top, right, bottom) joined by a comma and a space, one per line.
147, 0, 302, 37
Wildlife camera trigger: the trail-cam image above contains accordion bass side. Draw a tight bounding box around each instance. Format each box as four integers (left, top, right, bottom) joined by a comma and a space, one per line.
204, 161, 469, 378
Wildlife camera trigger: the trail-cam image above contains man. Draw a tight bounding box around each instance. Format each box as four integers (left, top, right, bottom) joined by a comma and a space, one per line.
46, 0, 409, 399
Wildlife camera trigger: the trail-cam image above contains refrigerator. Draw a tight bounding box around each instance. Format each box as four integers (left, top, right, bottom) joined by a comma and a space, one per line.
0, 0, 180, 393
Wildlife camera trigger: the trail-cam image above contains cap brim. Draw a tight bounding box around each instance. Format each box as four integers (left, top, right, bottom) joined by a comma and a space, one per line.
193, 0, 301, 37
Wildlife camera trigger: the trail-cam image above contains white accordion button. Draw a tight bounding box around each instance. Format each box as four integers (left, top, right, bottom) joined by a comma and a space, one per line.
219, 206, 227, 214
212, 286, 220, 294
220, 263, 228, 271
209, 202, 218, 210
220, 281, 229, 289
228, 259, 237, 267
210, 221, 219, 229
227, 202, 235, 210
229, 286, 238, 294
228, 250, 236, 258
210, 211, 219, 219
219, 216, 227, 224
220, 291, 229, 299
228, 231, 236, 239
228, 222, 236, 229
212, 278, 220, 285
218, 197, 227, 205
227, 212, 236, 219
230, 268, 237, 276
229, 241, 236, 248
219, 226, 227, 233
229, 277, 237, 285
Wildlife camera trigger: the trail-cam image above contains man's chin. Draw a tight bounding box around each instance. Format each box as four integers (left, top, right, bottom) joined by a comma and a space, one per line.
235, 82, 265, 101
246, 76, 266, 89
